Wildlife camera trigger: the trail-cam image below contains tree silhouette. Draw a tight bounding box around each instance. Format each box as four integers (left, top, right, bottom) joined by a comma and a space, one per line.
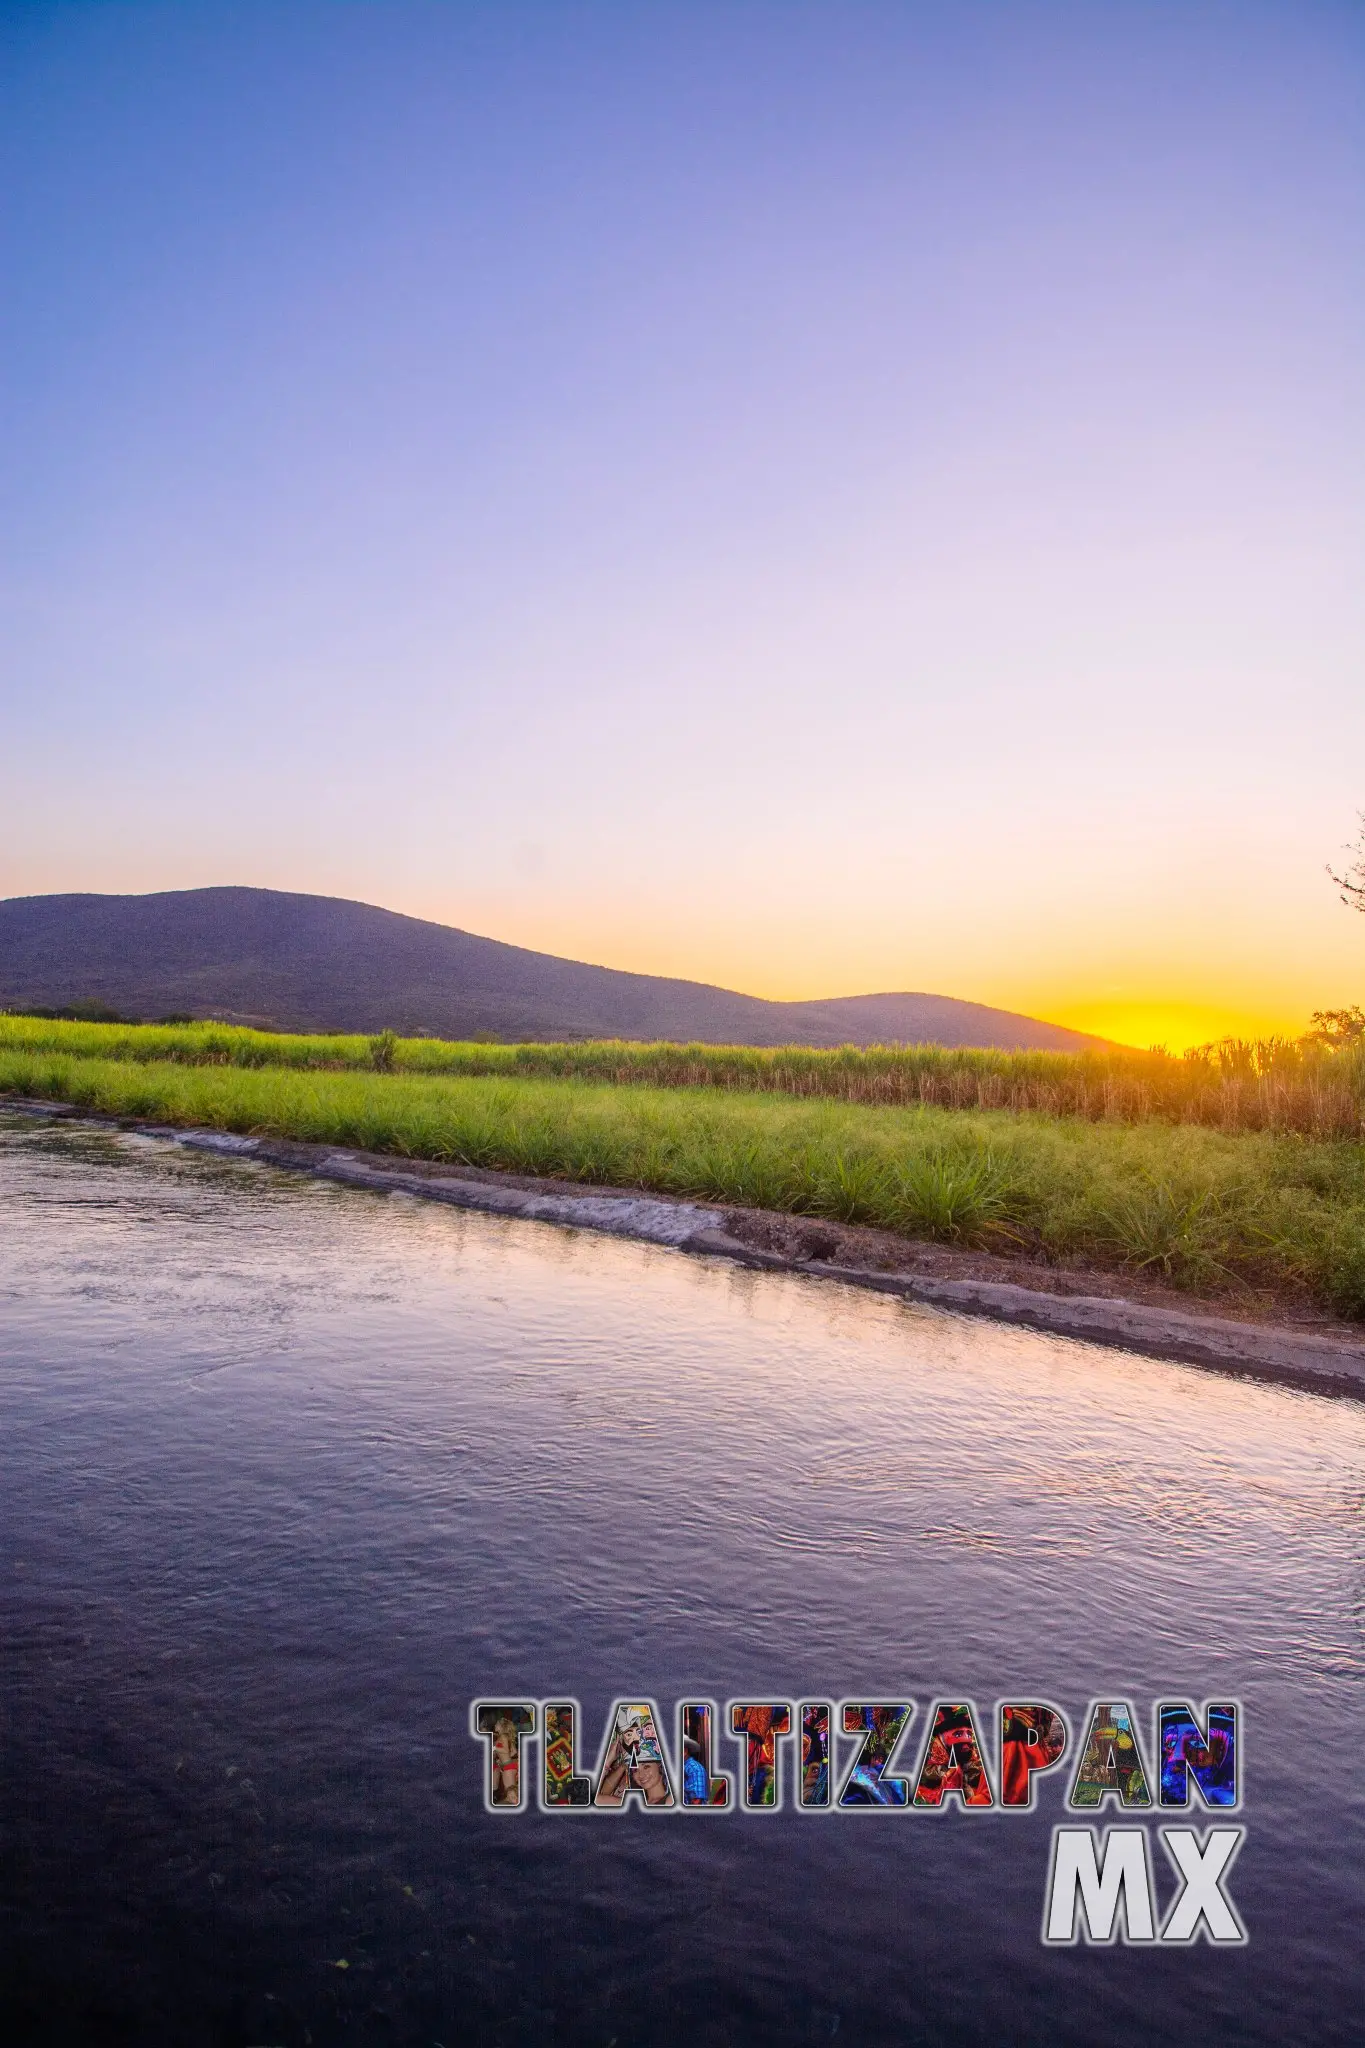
1328, 812, 1365, 913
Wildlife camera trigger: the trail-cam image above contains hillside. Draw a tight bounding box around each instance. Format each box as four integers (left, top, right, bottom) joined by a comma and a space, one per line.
0, 888, 1108, 1051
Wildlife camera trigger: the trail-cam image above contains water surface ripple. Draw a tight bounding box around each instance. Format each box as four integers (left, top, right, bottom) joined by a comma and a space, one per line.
1, 1114, 1362, 2044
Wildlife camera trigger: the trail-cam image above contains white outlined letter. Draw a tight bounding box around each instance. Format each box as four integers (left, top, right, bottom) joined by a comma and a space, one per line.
1160, 1827, 1247, 1944
1043, 1827, 1157, 1944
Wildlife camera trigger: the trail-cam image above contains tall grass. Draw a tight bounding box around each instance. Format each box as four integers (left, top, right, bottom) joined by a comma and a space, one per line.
3, 1014, 1364, 1136
4, 1049, 1365, 1318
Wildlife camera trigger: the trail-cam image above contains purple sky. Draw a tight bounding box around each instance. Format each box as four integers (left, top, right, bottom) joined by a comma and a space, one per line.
3, 1, 1362, 1044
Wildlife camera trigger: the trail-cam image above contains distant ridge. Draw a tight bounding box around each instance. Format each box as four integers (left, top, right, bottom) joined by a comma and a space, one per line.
0, 888, 1109, 1051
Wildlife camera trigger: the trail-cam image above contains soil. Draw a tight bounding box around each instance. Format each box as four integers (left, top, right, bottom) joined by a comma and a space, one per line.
279, 1142, 1354, 1338
7, 1098, 1363, 1368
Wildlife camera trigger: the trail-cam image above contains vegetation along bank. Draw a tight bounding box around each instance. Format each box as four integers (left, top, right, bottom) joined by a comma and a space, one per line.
3, 1011, 1365, 1133
3, 1020, 1364, 1321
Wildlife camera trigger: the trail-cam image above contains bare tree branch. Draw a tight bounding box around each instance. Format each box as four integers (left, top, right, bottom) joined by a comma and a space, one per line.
1327, 811, 1365, 911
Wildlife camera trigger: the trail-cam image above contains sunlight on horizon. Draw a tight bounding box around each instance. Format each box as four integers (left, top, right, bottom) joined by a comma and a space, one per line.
1040, 999, 1313, 1054
3, 4, 1361, 1049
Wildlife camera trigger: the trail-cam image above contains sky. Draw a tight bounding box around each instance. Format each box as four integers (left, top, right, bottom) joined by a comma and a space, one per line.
2, 1, 1362, 1049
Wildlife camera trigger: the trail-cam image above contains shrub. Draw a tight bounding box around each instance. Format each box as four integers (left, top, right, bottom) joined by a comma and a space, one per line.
369, 1029, 398, 1074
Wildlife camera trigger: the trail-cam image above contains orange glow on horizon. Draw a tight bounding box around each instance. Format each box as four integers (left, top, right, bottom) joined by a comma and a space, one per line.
420, 900, 1325, 1054
1041, 998, 1314, 1054
398, 880, 1354, 1059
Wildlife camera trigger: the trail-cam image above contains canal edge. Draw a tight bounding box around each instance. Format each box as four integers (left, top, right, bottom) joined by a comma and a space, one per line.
8, 1096, 1365, 1398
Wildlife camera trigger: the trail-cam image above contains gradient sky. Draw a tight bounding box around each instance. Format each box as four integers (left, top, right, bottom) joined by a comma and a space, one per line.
3, 1, 1362, 1048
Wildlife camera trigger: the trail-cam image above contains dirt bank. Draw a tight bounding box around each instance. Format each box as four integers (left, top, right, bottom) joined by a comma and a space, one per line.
9, 1096, 1365, 1397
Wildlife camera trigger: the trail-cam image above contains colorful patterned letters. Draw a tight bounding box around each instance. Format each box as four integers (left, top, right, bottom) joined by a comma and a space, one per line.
1159, 1702, 1237, 1808
800, 1703, 832, 1809
542, 1701, 592, 1807
680, 1701, 732, 1808
1000, 1703, 1069, 1808
838, 1703, 914, 1807
911, 1702, 994, 1808
473, 1701, 536, 1810
593, 1700, 676, 1808
730, 1702, 792, 1808
1068, 1702, 1153, 1809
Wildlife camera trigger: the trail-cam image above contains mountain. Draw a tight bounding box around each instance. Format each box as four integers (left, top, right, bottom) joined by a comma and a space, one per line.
0, 888, 1108, 1050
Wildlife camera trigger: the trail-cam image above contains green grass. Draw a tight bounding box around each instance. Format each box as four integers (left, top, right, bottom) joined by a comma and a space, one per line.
4, 1047, 1365, 1319
2, 1013, 1363, 1136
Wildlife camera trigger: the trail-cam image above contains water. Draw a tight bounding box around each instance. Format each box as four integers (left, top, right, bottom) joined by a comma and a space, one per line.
1, 1110, 1362, 2045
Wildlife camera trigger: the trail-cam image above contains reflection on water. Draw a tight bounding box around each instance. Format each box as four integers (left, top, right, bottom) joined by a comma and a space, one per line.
1, 1112, 1363, 2044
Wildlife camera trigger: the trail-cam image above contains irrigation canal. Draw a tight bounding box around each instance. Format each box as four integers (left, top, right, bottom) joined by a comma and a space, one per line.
1, 1110, 1361, 2043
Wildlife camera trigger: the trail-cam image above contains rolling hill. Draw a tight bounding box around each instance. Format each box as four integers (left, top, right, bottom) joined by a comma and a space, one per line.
0, 888, 1107, 1050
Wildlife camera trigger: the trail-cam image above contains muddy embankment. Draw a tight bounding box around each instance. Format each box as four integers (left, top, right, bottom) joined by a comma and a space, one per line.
11, 1096, 1365, 1398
